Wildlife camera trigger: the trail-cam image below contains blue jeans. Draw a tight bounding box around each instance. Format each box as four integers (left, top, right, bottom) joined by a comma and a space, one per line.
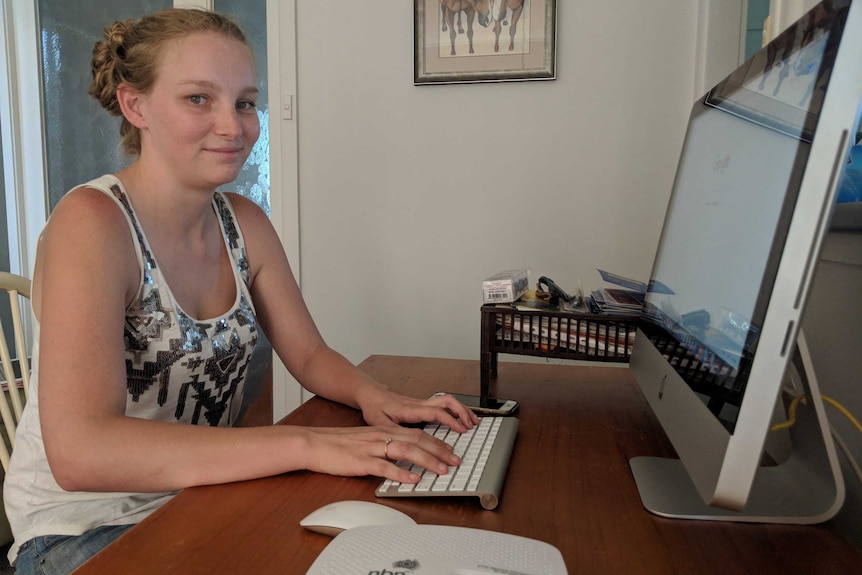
13, 525, 134, 575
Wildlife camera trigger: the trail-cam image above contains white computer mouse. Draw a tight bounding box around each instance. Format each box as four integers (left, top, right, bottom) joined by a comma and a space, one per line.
300, 500, 416, 537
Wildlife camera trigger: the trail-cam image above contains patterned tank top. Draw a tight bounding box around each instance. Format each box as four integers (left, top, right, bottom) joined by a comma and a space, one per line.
108, 175, 259, 424
4, 174, 259, 561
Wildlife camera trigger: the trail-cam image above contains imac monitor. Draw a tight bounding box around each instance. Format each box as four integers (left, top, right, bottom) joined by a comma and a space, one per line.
629, 0, 860, 523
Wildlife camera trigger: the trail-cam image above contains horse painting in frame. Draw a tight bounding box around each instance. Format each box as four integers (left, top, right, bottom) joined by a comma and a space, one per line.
490, 0, 525, 52
416, 0, 556, 85
439, 0, 494, 55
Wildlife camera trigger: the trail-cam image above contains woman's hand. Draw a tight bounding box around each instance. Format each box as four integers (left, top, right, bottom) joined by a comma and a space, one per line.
298, 424, 461, 484
357, 388, 480, 434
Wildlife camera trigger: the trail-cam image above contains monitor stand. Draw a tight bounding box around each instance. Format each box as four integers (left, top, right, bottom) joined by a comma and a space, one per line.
630, 330, 845, 524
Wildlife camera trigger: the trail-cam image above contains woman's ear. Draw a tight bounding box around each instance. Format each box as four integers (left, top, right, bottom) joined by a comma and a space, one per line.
116, 83, 147, 129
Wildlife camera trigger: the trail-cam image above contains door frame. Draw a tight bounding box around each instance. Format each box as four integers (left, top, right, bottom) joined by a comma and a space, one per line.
265, 0, 303, 419
0, 0, 47, 278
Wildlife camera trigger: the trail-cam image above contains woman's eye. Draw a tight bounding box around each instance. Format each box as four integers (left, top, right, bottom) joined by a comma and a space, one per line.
237, 100, 257, 112
188, 95, 207, 105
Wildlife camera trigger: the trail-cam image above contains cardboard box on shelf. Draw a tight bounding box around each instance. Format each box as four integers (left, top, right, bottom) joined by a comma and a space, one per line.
482, 269, 529, 304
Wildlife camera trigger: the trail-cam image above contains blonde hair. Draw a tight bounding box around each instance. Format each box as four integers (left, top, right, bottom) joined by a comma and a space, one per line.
89, 8, 250, 156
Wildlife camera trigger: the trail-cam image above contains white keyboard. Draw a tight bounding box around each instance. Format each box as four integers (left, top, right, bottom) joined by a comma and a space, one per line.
375, 416, 519, 510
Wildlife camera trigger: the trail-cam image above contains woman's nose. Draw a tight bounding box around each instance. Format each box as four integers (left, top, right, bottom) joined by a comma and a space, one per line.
215, 105, 243, 138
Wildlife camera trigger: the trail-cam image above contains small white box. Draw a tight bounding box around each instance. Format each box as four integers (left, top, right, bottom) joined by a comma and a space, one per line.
482, 269, 529, 304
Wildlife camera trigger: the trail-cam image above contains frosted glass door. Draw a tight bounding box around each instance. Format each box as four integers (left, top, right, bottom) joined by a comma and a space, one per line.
216, 0, 270, 215
38, 0, 171, 210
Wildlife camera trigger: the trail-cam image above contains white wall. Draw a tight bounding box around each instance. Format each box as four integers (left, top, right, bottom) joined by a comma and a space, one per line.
767, 0, 821, 42
292, 1, 740, 367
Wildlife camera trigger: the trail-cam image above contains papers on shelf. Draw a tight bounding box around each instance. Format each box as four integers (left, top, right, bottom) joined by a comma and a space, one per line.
597, 269, 647, 293
588, 288, 644, 314
497, 314, 635, 357
587, 269, 651, 314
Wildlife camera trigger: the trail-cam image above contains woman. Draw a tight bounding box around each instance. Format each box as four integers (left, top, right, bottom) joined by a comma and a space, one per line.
3, 9, 477, 575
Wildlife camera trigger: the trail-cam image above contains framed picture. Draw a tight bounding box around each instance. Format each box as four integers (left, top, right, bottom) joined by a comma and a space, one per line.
415, 0, 557, 85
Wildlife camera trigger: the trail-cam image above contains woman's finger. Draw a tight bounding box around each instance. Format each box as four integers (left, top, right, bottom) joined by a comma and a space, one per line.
377, 435, 452, 478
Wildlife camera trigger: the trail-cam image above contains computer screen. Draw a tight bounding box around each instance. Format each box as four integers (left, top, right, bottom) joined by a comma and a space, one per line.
629, 0, 859, 523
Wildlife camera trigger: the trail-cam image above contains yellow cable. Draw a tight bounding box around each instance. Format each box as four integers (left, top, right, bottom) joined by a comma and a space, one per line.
771, 395, 802, 431
822, 395, 862, 432
770, 394, 862, 432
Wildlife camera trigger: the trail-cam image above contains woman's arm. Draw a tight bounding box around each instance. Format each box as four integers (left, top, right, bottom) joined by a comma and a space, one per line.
34, 189, 328, 492
230, 194, 478, 432
36, 190, 469, 494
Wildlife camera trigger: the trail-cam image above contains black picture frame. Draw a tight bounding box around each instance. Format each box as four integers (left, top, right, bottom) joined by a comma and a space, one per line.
415, 0, 557, 85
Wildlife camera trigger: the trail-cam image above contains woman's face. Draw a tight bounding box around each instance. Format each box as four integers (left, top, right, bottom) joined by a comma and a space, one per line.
136, 31, 260, 190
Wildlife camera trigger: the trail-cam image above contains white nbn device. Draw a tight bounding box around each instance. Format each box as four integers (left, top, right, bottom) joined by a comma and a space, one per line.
305, 524, 567, 575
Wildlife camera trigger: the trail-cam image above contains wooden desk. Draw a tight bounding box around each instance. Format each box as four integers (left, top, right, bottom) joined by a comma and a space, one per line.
74, 356, 861, 574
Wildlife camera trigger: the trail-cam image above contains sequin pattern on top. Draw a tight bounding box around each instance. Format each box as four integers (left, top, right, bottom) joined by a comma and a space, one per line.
109, 181, 258, 427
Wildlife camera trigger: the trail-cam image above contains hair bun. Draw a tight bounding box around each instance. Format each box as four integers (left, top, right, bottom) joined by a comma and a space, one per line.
106, 22, 129, 61
88, 20, 132, 117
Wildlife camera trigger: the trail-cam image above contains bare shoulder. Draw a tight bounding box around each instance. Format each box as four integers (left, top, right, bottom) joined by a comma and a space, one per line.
38, 186, 138, 284
220, 192, 280, 246
220, 192, 291, 280
47, 186, 130, 235
221, 192, 270, 226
